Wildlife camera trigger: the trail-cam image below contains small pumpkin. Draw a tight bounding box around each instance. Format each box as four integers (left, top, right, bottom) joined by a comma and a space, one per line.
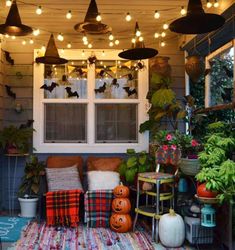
112, 198, 131, 214
113, 184, 130, 198
110, 213, 132, 233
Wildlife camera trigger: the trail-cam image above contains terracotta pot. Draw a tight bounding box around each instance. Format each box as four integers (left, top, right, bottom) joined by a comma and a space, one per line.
197, 183, 218, 198
185, 55, 204, 82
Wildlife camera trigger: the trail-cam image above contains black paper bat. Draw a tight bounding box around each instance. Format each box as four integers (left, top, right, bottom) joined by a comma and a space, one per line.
123, 87, 137, 97
65, 87, 79, 98
95, 82, 106, 94
88, 56, 97, 66
5, 85, 16, 99
132, 61, 146, 71
40, 82, 59, 92
223, 66, 233, 78
46, 69, 53, 77
111, 78, 119, 87
4, 51, 14, 65
98, 69, 106, 78
123, 73, 134, 81
19, 119, 34, 129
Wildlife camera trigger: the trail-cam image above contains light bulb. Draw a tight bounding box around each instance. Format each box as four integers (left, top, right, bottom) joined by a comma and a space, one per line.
154, 10, 160, 19
114, 39, 119, 45
83, 40, 88, 45
41, 45, 46, 51
67, 43, 72, 48
22, 40, 26, 45
88, 43, 92, 48
154, 32, 159, 38
109, 41, 114, 47
29, 39, 34, 44
131, 38, 136, 43
36, 6, 42, 15
136, 30, 141, 37
82, 50, 85, 56
82, 61, 85, 64
139, 36, 144, 42
163, 23, 169, 30
33, 29, 40, 36
6, 0, 12, 7
109, 33, 114, 41
160, 41, 166, 47
102, 51, 105, 56
57, 33, 64, 41
82, 35, 88, 42
11, 36, 16, 40
206, 0, 212, 8
125, 12, 131, 22
214, 0, 219, 8
5, 34, 9, 38
61, 49, 65, 54
181, 6, 186, 16
66, 10, 72, 19
161, 31, 166, 37
96, 13, 102, 22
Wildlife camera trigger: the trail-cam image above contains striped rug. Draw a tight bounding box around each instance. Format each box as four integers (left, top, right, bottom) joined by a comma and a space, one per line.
13, 221, 192, 250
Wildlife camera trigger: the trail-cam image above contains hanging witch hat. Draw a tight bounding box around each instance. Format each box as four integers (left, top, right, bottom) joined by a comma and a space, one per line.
169, 0, 225, 34
0, 0, 33, 36
36, 34, 68, 65
74, 0, 111, 34
118, 22, 158, 60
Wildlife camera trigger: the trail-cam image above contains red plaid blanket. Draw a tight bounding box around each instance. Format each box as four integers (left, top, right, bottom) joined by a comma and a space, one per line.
46, 189, 82, 227
85, 190, 113, 228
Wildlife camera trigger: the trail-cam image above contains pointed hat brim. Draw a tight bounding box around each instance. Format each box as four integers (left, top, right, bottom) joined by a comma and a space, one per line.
74, 21, 111, 35
118, 48, 158, 60
35, 56, 68, 65
0, 23, 33, 36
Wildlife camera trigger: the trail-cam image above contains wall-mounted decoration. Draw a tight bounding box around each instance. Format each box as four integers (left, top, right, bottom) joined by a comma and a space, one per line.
88, 55, 97, 66
4, 51, 14, 65
19, 119, 34, 129
65, 87, 79, 98
40, 82, 59, 92
185, 55, 204, 82
5, 85, 16, 99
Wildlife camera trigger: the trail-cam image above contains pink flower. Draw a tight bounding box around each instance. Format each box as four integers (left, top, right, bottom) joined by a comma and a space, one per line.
162, 145, 169, 151
191, 139, 199, 147
171, 144, 177, 150
166, 134, 173, 141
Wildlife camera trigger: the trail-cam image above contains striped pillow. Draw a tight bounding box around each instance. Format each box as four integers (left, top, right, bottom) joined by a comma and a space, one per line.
46, 165, 83, 192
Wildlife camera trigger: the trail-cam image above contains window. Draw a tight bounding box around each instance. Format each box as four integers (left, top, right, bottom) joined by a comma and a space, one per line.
33, 50, 149, 153
205, 40, 234, 107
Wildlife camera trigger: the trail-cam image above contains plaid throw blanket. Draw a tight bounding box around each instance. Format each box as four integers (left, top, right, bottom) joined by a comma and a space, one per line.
46, 189, 82, 227
85, 190, 113, 228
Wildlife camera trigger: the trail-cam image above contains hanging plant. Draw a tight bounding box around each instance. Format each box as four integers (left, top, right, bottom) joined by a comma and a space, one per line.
185, 55, 204, 83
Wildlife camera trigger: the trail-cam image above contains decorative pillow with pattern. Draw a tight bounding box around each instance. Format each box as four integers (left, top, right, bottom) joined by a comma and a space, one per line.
46, 165, 83, 192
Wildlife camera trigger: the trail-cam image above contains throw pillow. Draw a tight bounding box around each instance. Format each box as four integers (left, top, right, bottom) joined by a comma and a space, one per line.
87, 171, 120, 190
46, 165, 83, 192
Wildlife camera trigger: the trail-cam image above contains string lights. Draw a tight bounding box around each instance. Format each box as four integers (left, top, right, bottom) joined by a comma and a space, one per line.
125, 12, 131, 21
5, 0, 12, 7
96, 13, 102, 22
36, 6, 42, 15
214, 0, 219, 8
154, 10, 160, 19
66, 10, 72, 19
206, 0, 212, 8
180, 6, 186, 16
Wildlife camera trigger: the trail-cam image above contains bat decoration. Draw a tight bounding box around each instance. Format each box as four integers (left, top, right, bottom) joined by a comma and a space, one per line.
4, 51, 14, 65
40, 82, 59, 92
74, 67, 86, 78
95, 82, 106, 94
62, 74, 68, 81
65, 87, 79, 98
223, 66, 233, 78
127, 73, 134, 81
19, 119, 34, 129
123, 87, 137, 97
111, 78, 119, 88
132, 61, 146, 71
46, 69, 53, 77
98, 69, 106, 78
88, 56, 97, 66
5, 85, 16, 99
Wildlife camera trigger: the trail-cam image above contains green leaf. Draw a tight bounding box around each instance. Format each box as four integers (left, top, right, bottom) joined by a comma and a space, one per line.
139, 154, 147, 165
125, 168, 137, 183
118, 162, 127, 176
151, 89, 176, 108
126, 157, 137, 168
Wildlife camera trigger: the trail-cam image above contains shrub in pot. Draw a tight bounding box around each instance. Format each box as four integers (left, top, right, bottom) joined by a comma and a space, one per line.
18, 155, 46, 217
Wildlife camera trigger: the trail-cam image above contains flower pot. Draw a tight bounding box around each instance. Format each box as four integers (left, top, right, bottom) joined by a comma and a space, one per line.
197, 183, 218, 198
179, 158, 200, 176
18, 197, 38, 218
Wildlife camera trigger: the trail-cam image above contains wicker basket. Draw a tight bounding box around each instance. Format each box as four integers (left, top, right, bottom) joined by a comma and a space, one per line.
179, 158, 200, 176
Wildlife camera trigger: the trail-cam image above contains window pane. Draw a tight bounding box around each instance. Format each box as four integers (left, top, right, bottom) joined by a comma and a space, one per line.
95, 104, 138, 143
43, 61, 87, 99
95, 60, 138, 99
209, 47, 234, 106
44, 103, 87, 143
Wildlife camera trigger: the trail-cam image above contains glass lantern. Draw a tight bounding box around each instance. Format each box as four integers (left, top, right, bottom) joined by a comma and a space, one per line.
201, 204, 216, 227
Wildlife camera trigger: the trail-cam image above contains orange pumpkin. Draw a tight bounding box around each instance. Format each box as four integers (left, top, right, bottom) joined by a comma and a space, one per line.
112, 198, 131, 214
110, 214, 132, 233
113, 184, 130, 198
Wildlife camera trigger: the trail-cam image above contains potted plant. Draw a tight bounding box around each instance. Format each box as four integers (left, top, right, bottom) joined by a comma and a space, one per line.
195, 121, 235, 199
0, 125, 34, 154
118, 149, 155, 185
18, 155, 46, 218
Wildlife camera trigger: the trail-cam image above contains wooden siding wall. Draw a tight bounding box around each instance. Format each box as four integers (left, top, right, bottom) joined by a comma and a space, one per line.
0, 39, 185, 210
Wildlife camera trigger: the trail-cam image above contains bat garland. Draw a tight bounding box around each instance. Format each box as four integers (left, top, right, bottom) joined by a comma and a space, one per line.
95, 82, 106, 93
65, 87, 79, 98
4, 51, 14, 65
40, 82, 59, 92
19, 119, 34, 129
5, 85, 16, 99
123, 87, 137, 97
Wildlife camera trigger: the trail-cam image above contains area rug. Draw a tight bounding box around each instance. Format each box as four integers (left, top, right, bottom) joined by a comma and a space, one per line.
13, 221, 192, 250
0, 216, 30, 242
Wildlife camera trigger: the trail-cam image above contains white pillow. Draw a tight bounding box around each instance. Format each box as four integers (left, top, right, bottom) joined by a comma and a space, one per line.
46, 165, 83, 192
87, 171, 120, 190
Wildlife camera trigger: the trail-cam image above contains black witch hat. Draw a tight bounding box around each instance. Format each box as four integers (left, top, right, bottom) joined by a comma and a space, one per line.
36, 34, 68, 65
169, 0, 225, 34
118, 22, 158, 60
74, 0, 111, 35
0, 0, 33, 36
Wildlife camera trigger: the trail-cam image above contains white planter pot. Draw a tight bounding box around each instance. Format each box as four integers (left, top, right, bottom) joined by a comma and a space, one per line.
18, 197, 38, 218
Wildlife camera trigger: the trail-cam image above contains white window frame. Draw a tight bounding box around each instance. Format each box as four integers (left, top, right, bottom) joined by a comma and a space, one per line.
33, 49, 149, 153
205, 39, 235, 107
